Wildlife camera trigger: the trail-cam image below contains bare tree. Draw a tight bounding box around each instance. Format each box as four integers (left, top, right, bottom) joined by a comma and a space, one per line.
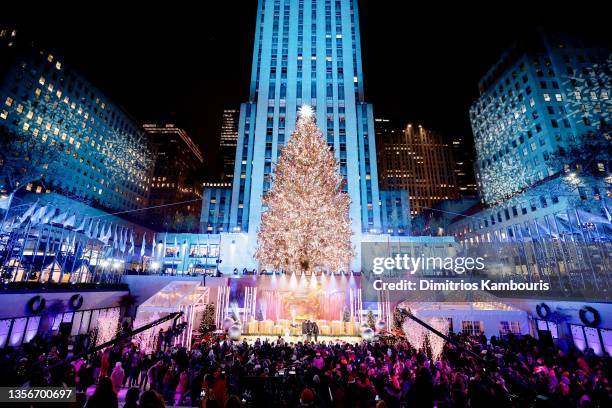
0, 126, 60, 195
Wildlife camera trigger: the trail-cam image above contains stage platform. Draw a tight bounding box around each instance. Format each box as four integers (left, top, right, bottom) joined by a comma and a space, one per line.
240, 334, 362, 344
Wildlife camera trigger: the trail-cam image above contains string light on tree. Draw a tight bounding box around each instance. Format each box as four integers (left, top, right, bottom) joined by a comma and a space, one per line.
255, 105, 354, 274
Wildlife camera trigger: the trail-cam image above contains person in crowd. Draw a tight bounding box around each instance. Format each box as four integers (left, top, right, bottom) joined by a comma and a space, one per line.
139, 389, 166, 408
110, 361, 125, 391
124, 386, 140, 408
85, 376, 118, 408
2, 325, 611, 407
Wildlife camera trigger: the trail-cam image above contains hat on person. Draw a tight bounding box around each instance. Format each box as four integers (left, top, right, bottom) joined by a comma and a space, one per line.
300, 388, 315, 403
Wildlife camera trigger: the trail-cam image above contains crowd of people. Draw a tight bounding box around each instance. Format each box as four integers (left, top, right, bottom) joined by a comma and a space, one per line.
0, 326, 610, 407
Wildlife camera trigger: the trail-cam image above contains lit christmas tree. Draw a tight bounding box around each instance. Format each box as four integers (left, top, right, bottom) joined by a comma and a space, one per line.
198, 303, 216, 335
255, 105, 354, 274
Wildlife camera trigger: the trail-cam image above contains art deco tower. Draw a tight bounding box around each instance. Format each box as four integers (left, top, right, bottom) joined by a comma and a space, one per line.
228, 0, 382, 268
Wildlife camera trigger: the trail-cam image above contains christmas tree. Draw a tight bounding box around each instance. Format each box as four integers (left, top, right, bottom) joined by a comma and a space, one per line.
255, 105, 354, 274
366, 309, 376, 329
199, 303, 216, 335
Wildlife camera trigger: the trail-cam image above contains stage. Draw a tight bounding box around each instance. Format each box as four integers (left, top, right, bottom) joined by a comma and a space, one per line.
240, 334, 362, 344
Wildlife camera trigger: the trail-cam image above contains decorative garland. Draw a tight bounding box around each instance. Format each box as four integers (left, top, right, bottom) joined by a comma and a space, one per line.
579, 306, 601, 327
69, 294, 84, 310
536, 303, 551, 319
27, 295, 46, 314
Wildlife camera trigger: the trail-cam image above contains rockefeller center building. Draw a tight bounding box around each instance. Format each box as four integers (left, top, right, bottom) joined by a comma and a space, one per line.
470, 31, 610, 206
143, 123, 204, 229
0, 42, 153, 212
216, 0, 387, 269
376, 121, 459, 216
449, 31, 610, 243
219, 109, 240, 181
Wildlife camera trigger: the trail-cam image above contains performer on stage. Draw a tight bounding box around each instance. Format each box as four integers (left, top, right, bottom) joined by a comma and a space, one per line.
312, 321, 319, 343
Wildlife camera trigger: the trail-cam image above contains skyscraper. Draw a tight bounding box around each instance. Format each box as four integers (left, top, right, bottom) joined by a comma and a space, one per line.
219, 109, 240, 181
143, 123, 203, 230
451, 135, 478, 196
449, 31, 610, 243
0, 45, 153, 213
470, 31, 610, 205
377, 123, 458, 215
225, 0, 382, 268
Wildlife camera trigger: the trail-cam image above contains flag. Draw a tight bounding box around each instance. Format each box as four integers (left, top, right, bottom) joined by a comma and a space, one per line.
100, 223, 110, 244
30, 205, 48, 224
97, 222, 105, 241
41, 207, 55, 224
129, 230, 135, 255
140, 232, 146, 257
163, 232, 168, 257
603, 204, 612, 223
104, 222, 113, 241
51, 211, 68, 225
120, 227, 127, 253
151, 233, 156, 258
86, 219, 94, 238
112, 224, 118, 249
174, 236, 178, 257
92, 220, 99, 239
75, 217, 87, 232
63, 213, 76, 229
17, 200, 38, 224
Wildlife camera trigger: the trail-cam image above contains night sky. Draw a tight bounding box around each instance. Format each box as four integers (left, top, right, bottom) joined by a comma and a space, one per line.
5, 2, 609, 176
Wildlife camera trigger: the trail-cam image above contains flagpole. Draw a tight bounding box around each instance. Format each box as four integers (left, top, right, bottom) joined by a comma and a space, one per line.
26, 224, 44, 281
13, 217, 35, 283
38, 227, 52, 283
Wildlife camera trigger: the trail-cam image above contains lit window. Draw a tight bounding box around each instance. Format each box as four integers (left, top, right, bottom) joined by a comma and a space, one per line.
555, 94, 562, 102
543, 93, 551, 101
0, 110, 7, 120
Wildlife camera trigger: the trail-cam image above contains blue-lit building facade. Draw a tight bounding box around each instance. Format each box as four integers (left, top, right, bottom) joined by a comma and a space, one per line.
449, 32, 610, 242
379, 190, 410, 235
200, 183, 232, 233
202, 0, 384, 270
0, 47, 153, 212
446, 32, 611, 298
471, 31, 609, 206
